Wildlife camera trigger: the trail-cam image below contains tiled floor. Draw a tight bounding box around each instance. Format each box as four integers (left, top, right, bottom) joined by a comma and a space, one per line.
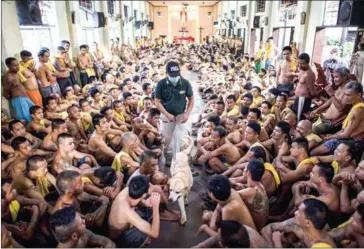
148, 70, 210, 247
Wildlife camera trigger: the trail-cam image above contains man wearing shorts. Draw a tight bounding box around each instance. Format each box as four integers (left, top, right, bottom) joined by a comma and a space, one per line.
312, 82, 364, 162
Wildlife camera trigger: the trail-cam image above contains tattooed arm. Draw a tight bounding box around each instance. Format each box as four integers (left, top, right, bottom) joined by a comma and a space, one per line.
332, 108, 363, 139
261, 218, 303, 247
85, 229, 116, 248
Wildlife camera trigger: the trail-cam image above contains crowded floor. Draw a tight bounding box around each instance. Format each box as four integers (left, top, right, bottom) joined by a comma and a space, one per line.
2, 0, 364, 248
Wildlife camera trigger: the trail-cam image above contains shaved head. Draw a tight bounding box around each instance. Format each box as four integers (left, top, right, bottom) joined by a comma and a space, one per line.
121, 132, 137, 146
297, 120, 313, 137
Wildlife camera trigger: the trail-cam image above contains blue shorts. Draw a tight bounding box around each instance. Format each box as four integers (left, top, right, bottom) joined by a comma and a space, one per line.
324, 138, 364, 162
11, 96, 34, 122
76, 157, 87, 168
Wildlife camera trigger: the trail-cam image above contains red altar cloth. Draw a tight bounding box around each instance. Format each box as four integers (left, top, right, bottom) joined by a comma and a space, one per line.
173, 36, 195, 42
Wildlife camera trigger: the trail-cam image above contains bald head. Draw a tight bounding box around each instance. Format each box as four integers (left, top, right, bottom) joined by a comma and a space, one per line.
151, 171, 168, 185
298, 119, 312, 134
121, 132, 137, 146
284, 113, 297, 127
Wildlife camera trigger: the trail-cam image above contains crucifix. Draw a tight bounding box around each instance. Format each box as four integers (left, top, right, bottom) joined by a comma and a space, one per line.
199, 27, 204, 43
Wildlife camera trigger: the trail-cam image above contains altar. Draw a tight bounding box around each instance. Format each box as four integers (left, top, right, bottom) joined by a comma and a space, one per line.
173, 36, 195, 43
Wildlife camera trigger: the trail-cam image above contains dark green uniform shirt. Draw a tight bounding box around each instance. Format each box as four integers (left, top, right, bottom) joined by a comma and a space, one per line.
155, 77, 193, 116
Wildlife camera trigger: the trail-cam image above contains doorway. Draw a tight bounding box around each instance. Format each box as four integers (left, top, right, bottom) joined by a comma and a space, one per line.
273, 27, 295, 59
312, 26, 359, 66
250, 28, 264, 56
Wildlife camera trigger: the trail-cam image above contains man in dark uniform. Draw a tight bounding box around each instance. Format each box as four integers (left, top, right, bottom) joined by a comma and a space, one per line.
154, 61, 194, 165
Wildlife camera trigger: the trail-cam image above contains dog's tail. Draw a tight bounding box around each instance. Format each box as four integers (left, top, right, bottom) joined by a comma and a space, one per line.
182, 136, 194, 155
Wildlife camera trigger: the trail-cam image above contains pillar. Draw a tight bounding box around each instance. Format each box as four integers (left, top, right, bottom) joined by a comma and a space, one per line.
1, 1, 24, 116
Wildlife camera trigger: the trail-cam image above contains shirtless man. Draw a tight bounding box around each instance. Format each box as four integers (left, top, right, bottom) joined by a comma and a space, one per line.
42, 118, 68, 151
198, 175, 256, 243
44, 96, 69, 120
11, 155, 55, 214
109, 176, 161, 247
311, 67, 351, 135
1, 183, 41, 245
8, 119, 42, 150
274, 94, 294, 122
36, 49, 61, 98
316, 143, 356, 178
90, 42, 104, 65
292, 163, 340, 223
194, 220, 268, 248
90, 89, 104, 110
53, 133, 98, 175
125, 150, 173, 210
238, 159, 269, 230
142, 108, 163, 149
50, 206, 115, 248
329, 204, 364, 248
3, 57, 34, 122
277, 46, 298, 95
132, 117, 156, 147
195, 116, 220, 148
54, 46, 73, 95
10, 137, 53, 192
66, 105, 88, 153
291, 53, 316, 122
26, 105, 51, 139
88, 114, 118, 166
61, 40, 77, 85
100, 106, 124, 151
53, 171, 110, 228
78, 45, 94, 86
139, 97, 154, 121
19, 50, 43, 107
112, 100, 131, 130
244, 108, 270, 142
311, 82, 364, 162
261, 199, 336, 248
295, 119, 322, 150
262, 121, 291, 158
81, 167, 123, 200
225, 116, 243, 145
112, 132, 141, 184
197, 126, 241, 174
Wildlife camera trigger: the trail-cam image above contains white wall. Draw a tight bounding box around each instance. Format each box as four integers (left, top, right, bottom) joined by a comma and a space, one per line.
1, 0, 150, 116
214, 0, 325, 60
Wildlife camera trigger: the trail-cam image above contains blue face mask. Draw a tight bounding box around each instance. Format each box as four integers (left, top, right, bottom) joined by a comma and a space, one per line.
168, 76, 180, 84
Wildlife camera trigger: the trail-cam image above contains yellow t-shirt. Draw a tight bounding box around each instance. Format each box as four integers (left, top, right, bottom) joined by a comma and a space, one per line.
343, 103, 364, 129
223, 105, 239, 117
250, 96, 265, 108
306, 133, 323, 143
311, 243, 332, 248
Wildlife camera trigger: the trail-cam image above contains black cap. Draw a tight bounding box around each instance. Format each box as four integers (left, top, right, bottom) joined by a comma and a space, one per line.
166, 61, 181, 77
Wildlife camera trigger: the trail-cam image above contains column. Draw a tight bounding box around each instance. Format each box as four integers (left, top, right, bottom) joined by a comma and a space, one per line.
55, 1, 72, 43
304, 1, 325, 58
293, 1, 310, 54
1, 1, 24, 115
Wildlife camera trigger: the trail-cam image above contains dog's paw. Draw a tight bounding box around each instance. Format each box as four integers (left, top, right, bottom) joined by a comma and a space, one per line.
180, 215, 187, 225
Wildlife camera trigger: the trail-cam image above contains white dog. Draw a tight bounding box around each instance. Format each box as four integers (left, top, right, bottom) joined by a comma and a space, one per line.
168, 136, 194, 225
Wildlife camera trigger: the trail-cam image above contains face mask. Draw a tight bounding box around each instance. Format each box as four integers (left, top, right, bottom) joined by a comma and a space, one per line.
168, 76, 180, 84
